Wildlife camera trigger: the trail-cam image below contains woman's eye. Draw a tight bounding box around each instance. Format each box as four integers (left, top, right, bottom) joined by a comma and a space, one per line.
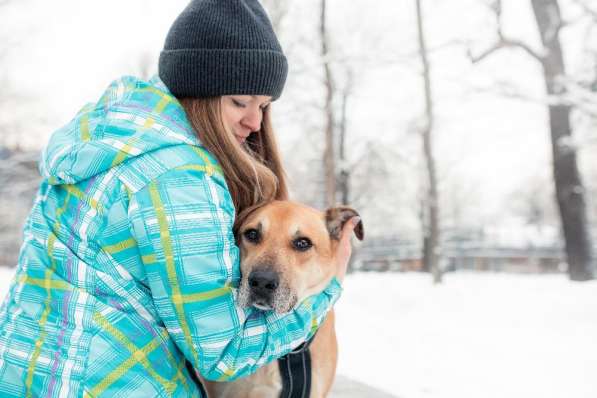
243, 228, 260, 243
232, 99, 246, 108
292, 237, 313, 252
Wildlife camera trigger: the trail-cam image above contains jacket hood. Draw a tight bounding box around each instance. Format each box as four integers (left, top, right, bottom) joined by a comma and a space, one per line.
40, 75, 201, 185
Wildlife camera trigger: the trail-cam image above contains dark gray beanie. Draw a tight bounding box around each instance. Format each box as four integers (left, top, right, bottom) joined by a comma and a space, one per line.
159, 0, 288, 100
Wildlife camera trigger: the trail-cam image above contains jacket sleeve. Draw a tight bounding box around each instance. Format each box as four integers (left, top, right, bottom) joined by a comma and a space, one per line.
127, 167, 342, 381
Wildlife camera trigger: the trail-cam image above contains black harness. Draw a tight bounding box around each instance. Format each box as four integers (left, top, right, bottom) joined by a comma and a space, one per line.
277, 333, 316, 398
188, 334, 316, 398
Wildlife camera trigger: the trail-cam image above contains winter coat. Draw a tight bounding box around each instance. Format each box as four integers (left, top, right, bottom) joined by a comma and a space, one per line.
0, 76, 341, 397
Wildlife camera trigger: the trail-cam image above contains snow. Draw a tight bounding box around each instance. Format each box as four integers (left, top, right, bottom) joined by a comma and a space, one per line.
0, 267, 15, 299
334, 271, 597, 398
1, 266, 594, 397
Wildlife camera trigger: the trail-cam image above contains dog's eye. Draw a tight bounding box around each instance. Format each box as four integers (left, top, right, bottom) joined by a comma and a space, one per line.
243, 228, 260, 243
292, 237, 313, 252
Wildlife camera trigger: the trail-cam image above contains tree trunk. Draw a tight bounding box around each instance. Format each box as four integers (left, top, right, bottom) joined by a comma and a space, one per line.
416, 0, 441, 283
338, 76, 351, 206
531, 0, 594, 281
320, 0, 336, 207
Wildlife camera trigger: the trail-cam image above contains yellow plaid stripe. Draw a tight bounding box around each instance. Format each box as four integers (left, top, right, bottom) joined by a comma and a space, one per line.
218, 367, 235, 381
191, 147, 223, 176
311, 317, 319, 334
143, 118, 155, 129
103, 238, 137, 254
153, 95, 170, 114
175, 164, 215, 176
125, 186, 133, 202
20, 275, 72, 291
90, 312, 187, 396
81, 112, 91, 142
137, 86, 176, 121
64, 185, 103, 213
148, 183, 201, 368
142, 254, 158, 264
140, 86, 174, 105
176, 284, 231, 304
25, 268, 53, 397
111, 138, 140, 168
26, 192, 72, 397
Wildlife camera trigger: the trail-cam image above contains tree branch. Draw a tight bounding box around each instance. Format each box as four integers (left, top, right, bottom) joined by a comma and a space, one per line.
501, 37, 545, 61
467, 41, 503, 63
571, 0, 597, 21
468, 35, 545, 64
469, 0, 545, 64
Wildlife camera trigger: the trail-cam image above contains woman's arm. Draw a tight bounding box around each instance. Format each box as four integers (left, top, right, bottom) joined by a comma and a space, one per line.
128, 167, 342, 382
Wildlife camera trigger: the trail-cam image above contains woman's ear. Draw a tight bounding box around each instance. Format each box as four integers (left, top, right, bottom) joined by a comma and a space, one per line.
325, 206, 364, 241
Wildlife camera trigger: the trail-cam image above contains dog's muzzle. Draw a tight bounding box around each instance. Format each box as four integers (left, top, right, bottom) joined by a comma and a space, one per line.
247, 268, 279, 310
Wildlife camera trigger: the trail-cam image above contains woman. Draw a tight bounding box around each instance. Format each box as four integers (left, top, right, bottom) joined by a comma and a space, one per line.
0, 0, 355, 397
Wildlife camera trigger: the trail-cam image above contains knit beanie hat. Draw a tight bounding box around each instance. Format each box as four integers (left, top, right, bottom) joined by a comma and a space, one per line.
159, 0, 288, 100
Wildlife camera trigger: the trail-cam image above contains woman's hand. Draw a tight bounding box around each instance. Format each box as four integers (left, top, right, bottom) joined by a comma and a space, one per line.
334, 216, 361, 283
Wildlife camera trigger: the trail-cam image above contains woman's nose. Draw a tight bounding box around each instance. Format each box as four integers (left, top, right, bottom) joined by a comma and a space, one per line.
241, 108, 262, 132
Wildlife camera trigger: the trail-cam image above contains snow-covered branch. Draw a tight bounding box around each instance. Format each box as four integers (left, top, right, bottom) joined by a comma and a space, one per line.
571, 0, 597, 21
470, 0, 547, 63
468, 38, 544, 63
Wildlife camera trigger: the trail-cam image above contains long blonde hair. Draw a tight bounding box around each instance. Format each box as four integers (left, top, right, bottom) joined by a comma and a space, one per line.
179, 97, 288, 228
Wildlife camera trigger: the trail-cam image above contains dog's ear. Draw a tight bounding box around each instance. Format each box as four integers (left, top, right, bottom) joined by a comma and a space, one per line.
325, 206, 364, 241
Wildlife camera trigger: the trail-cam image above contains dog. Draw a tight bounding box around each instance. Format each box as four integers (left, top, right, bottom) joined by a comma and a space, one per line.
201, 200, 364, 398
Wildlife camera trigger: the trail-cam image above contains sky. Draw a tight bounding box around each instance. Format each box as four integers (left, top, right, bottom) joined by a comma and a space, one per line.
1, 0, 595, 235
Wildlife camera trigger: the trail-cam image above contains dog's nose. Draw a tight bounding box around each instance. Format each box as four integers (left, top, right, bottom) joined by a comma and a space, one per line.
248, 269, 279, 296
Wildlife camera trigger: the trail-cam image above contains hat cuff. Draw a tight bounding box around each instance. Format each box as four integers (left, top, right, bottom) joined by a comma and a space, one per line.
159, 49, 288, 100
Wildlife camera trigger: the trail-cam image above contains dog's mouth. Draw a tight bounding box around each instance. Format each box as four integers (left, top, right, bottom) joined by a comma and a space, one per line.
238, 276, 297, 314
251, 299, 273, 311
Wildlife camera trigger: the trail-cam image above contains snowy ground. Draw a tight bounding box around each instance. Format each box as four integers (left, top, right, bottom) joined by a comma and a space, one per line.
334, 271, 597, 398
0, 267, 595, 398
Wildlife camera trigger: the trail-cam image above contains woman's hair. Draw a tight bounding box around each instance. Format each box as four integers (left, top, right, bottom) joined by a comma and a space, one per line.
179, 97, 288, 229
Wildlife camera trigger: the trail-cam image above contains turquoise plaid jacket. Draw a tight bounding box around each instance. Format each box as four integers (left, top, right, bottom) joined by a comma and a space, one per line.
0, 76, 341, 397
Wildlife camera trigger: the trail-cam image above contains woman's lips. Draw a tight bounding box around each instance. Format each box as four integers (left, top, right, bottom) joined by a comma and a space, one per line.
235, 135, 247, 144
235, 132, 251, 144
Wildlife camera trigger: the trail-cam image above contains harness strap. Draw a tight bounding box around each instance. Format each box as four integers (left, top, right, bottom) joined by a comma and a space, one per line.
185, 360, 208, 397
278, 334, 316, 398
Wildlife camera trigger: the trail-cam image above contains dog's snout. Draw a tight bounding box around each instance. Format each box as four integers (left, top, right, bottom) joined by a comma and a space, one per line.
248, 269, 279, 295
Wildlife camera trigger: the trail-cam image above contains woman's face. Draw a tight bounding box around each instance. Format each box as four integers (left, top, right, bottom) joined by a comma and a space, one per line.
221, 95, 272, 145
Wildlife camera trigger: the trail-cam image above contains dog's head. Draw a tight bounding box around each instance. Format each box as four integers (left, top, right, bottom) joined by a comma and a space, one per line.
235, 201, 364, 313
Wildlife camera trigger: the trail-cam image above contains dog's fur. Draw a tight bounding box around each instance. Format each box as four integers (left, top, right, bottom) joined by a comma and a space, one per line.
201, 200, 363, 398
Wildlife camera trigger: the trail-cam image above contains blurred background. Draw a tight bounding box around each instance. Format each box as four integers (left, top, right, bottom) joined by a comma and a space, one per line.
0, 0, 596, 397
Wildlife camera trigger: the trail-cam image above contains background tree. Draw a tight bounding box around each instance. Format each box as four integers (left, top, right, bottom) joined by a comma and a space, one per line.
337, 67, 354, 206
320, 0, 337, 207
415, 0, 441, 283
470, 0, 594, 281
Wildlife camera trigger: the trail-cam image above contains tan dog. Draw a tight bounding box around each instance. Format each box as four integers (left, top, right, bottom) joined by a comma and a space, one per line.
202, 200, 364, 398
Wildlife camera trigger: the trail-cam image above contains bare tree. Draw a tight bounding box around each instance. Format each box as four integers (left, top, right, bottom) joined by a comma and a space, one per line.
337, 67, 353, 206
415, 0, 441, 283
470, 0, 594, 281
320, 0, 337, 207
